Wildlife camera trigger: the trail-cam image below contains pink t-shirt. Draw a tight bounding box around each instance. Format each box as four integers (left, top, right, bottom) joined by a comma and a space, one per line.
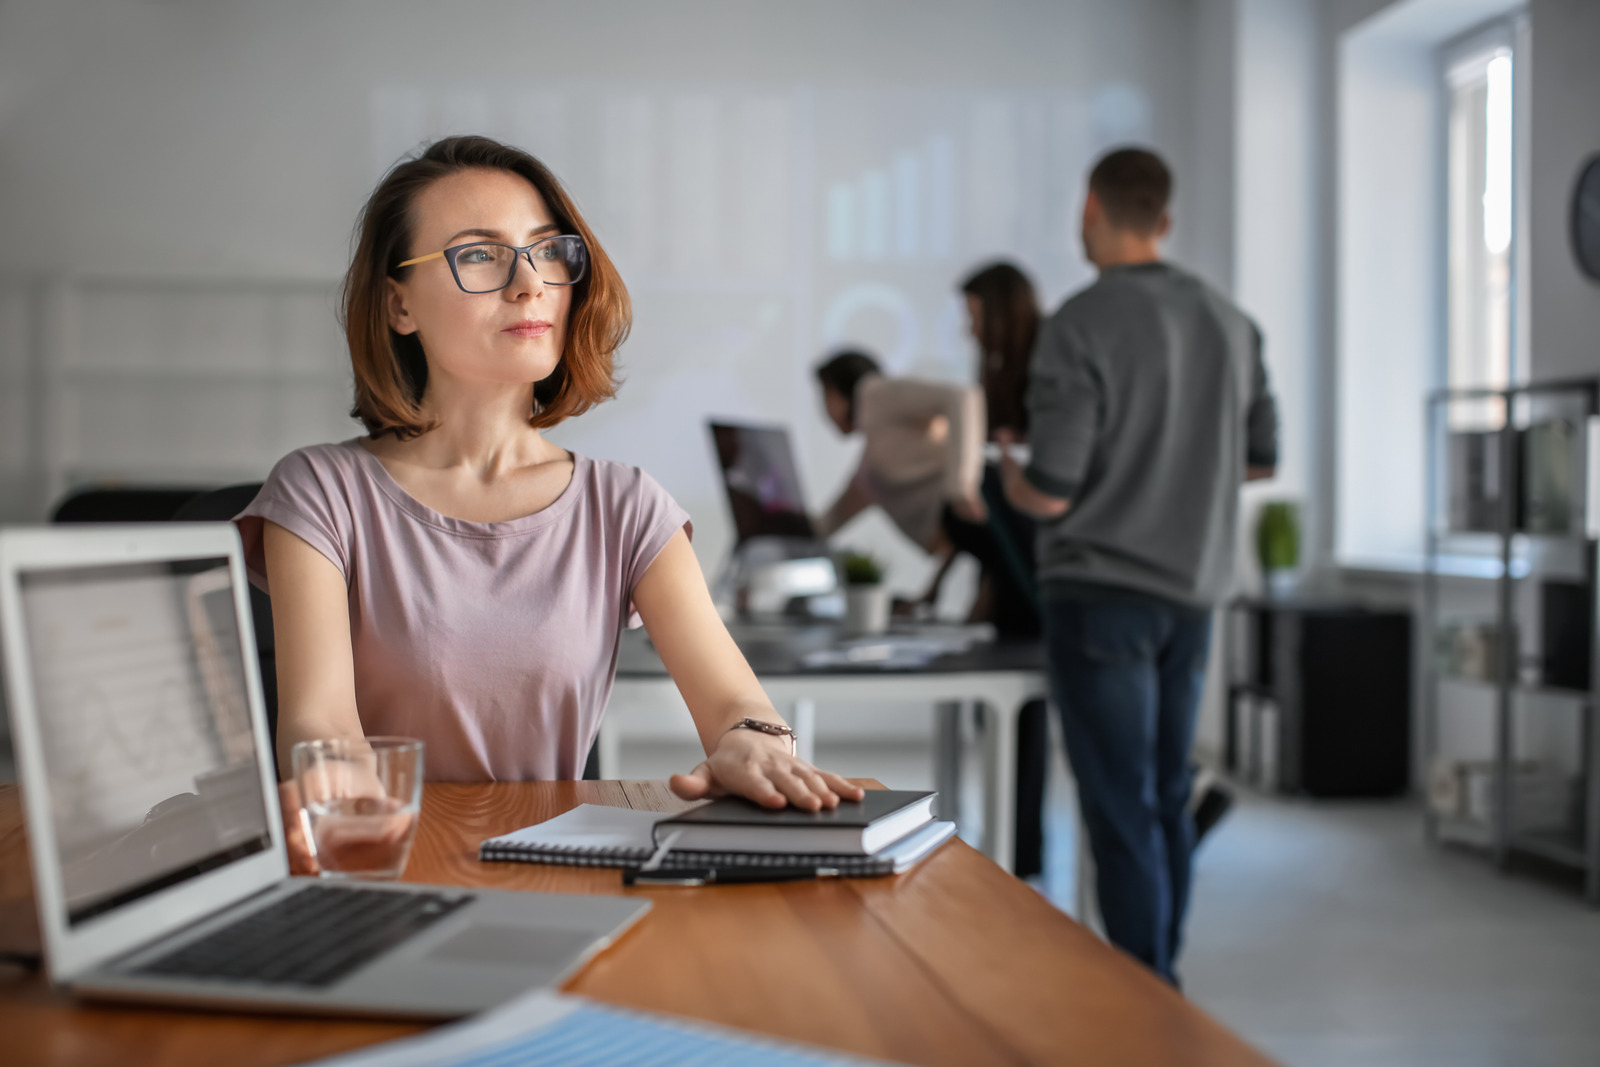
234, 440, 691, 782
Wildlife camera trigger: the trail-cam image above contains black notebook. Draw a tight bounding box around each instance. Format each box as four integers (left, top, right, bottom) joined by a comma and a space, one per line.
652, 790, 936, 855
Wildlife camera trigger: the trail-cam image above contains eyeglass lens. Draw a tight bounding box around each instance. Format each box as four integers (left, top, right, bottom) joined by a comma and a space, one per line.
450, 236, 587, 293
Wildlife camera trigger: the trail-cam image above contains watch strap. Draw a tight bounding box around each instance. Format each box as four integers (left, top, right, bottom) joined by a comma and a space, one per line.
727, 717, 797, 754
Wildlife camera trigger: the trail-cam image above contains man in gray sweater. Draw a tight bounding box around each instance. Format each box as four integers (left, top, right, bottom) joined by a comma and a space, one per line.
1000, 148, 1277, 985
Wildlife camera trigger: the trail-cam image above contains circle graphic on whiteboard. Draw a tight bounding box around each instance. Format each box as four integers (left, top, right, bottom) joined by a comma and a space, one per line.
820, 284, 918, 373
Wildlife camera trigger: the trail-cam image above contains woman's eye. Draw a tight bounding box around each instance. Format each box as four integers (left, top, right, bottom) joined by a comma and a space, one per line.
459, 248, 494, 264
533, 244, 559, 261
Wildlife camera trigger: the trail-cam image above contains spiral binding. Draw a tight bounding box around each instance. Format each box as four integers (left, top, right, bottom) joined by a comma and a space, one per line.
477, 839, 895, 874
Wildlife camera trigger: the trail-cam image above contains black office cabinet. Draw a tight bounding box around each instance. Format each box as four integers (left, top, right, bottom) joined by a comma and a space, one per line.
1226, 600, 1412, 797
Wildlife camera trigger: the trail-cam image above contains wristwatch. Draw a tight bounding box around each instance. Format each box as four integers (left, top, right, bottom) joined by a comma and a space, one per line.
727, 717, 797, 755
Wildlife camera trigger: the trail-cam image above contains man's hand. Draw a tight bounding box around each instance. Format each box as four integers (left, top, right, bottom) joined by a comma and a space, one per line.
997, 430, 1071, 520
669, 727, 866, 811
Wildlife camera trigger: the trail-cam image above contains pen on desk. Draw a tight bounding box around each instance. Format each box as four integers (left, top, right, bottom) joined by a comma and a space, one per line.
624, 866, 843, 887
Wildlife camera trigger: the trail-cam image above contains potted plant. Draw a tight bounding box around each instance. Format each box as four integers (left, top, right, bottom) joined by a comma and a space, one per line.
1256, 501, 1300, 599
839, 551, 891, 635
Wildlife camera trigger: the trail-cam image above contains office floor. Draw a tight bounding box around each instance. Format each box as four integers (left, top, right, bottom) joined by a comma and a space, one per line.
618, 739, 1600, 1067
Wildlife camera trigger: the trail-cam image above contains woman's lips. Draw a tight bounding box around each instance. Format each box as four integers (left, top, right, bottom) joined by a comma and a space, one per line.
503, 321, 551, 338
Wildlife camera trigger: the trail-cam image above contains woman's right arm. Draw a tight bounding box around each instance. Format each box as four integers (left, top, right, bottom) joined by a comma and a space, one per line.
263, 520, 366, 773
263, 520, 368, 875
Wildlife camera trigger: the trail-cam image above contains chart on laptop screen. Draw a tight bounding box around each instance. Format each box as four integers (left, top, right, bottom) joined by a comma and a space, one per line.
19, 558, 270, 924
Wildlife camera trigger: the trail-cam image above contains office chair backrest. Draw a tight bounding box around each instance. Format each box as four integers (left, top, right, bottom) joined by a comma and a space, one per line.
172, 483, 271, 655
51, 487, 208, 524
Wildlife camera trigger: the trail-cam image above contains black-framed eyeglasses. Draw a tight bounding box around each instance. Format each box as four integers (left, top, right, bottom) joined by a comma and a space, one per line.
395, 234, 588, 293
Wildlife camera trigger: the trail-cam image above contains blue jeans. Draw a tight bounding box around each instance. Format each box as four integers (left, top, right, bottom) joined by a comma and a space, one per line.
1043, 587, 1212, 985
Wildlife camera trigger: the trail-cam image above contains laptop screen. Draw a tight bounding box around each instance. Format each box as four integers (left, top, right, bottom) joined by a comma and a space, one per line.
18, 557, 271, 926
708, 422, 817, 543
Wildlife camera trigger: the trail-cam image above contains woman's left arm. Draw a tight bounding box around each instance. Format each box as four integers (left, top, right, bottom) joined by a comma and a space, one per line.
632, 529, 866, 811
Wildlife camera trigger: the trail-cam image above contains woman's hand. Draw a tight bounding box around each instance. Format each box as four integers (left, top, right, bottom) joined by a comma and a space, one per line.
669, 728, 867, 811
277, 781, 320, 876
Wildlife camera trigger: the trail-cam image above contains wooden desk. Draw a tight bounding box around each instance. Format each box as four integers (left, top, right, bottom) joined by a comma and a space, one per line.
0, 782, 1274, 1066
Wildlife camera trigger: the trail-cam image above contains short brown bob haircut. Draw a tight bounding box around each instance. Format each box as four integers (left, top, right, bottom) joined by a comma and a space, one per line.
343, 135, 630, 439
1088, 147, 1173, 235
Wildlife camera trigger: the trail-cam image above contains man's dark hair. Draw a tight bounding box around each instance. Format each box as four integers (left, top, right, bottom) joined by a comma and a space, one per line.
1088, 147, 1172, 234
814, 349, 882, 421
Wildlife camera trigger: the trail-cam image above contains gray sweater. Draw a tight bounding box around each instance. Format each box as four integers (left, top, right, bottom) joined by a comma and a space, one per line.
1024, 262, 1277, 608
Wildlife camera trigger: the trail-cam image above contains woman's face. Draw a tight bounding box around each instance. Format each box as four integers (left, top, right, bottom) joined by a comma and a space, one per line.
965, 294, 984, 342
386, 167, 572, 394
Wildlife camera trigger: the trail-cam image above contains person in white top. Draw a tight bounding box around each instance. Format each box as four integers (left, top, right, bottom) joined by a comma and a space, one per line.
812, 350, 986, 557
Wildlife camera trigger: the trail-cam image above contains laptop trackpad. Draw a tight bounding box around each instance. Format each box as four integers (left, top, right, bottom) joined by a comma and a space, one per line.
426, 924, 598, 968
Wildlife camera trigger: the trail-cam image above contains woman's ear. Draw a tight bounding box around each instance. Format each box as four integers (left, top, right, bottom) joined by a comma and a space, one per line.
386, 278, 418, 336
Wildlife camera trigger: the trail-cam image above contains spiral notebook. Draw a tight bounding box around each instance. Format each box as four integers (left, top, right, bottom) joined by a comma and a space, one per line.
478, 804, 956, 875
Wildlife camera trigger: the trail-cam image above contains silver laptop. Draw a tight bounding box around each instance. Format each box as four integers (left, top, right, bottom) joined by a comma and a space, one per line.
0, 523, 649, 1019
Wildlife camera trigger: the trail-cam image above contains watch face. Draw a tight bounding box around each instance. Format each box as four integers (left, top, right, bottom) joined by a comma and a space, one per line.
1573, 154, 1600, 282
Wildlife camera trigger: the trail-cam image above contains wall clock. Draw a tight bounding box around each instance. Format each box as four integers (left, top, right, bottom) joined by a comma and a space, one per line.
1573, 153, 1600, 282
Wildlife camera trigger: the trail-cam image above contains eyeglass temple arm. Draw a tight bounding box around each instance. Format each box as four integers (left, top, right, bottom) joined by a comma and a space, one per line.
394, 251, 446, 269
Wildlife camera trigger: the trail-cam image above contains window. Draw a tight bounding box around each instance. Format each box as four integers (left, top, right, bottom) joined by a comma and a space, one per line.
1333, 4, 1528, 571
1444, 23, 1522, 430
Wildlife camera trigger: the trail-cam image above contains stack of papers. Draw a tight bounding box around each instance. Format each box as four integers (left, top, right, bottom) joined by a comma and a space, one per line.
800, 630, 982, 670
310, 988, 902, 1066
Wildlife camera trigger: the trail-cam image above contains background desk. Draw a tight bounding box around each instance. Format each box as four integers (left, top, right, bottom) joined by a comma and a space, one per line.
0, 781, 1273, 1067
604, 622, 1048, 871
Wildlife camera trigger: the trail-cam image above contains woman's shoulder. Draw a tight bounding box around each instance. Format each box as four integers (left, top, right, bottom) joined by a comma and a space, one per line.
578, 454, 670, 501
251, 439, 383, 519
262, 438, 370, 486
575, 455, 687, 525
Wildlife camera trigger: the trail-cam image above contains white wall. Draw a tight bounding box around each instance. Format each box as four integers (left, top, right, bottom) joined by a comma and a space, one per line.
0, 0, 1227, 606
1234, 0, 1320, 556
1527, 0, 1600, 382
1183, 0, 1323, 762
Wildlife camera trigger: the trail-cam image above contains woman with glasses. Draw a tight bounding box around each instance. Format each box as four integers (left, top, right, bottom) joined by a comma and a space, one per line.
235, 136, 861, 870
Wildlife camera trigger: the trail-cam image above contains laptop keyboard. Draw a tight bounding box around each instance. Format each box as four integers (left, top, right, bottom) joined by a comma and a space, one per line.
132, 884, 474, 988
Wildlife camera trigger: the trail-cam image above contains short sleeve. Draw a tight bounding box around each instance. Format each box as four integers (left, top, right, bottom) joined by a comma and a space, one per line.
233, 448, 353, 593
1024, 312, 1102, 500
619, 467, 694, 629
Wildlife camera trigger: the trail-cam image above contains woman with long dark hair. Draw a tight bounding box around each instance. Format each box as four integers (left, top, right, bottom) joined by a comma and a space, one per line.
948, 261, 1051, 879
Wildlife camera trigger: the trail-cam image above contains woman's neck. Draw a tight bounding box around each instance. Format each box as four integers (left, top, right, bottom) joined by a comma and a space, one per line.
380, 377, 564, 479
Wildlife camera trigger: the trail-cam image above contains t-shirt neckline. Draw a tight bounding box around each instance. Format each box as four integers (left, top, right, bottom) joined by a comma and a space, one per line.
344, 438, 589, 538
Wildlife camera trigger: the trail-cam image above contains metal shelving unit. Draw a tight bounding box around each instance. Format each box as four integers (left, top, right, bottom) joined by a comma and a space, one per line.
1422, 379, 1600, 905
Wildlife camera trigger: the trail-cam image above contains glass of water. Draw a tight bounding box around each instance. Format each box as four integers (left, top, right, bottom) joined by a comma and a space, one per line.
291, 737, 423, 880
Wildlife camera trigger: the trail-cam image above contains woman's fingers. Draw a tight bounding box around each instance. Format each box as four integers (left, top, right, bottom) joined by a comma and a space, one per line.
768, 767, 832, 809
818, 770, 866, 801
692, 734, 865, 810
277, 780, 319, 876
733, 763, 789, 807
790, 765, 841, 807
